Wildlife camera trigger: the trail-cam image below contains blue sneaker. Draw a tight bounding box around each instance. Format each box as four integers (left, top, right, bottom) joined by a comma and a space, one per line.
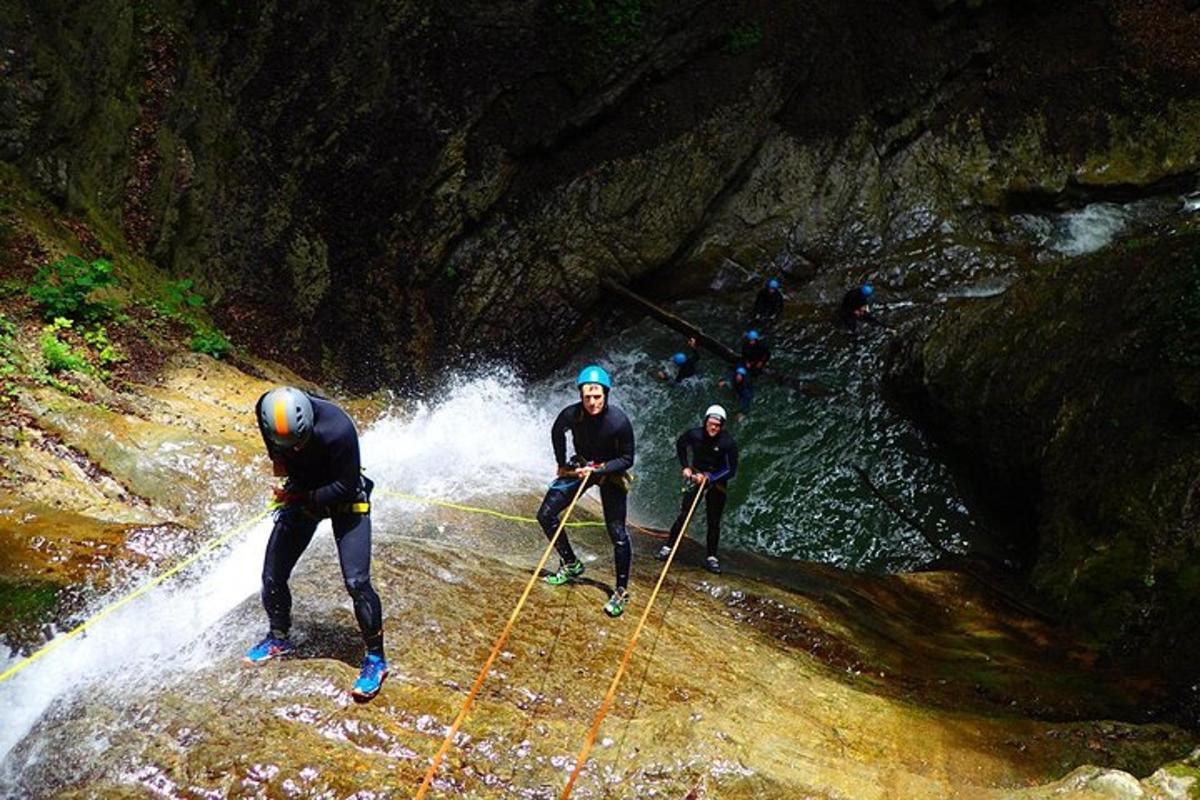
243, 634, 295, 664
352, 653, 389, 700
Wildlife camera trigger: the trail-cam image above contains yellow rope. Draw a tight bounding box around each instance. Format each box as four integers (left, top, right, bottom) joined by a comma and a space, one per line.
376, 488, 604, 529
0, 486, 603, 687
0, 508, 271, 685
560, 476, 709, 799
415, 477, 590, 799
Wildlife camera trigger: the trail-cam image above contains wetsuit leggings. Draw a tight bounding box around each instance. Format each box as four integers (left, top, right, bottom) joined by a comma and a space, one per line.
537, 474, 631, 590
667, 483, 727, 558
261, 507, 385, 656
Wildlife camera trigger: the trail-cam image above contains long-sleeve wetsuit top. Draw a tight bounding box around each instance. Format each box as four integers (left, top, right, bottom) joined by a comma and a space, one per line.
676, 426, 738, 484
257, 393, 362, 507
839, 287, 870, 317
753, 288, 784, 319
675, 347, 699, 381
741, 340, 770, 368
551, 402, 635, 475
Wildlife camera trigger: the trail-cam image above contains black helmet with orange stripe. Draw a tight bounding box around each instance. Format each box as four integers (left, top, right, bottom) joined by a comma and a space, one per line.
258, 386, 314, 449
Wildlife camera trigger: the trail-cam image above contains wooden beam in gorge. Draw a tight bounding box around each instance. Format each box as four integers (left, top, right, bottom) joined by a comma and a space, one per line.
599, 277, 741, 364
599, 277, 830, 397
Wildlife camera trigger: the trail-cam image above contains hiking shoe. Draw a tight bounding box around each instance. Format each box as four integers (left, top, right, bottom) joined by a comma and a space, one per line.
603, 588, 630, 618
655, 545, 671, 561
545, 560, 585, 586
705, 556, 722, 574
243, 634, 295, 664
351, 653, 389, 700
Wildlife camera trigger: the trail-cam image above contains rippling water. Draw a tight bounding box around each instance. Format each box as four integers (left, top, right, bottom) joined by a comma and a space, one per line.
527, 297, 976, 573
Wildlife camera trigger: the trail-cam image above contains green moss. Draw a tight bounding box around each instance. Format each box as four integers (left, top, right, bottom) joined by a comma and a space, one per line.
285, 231, 331, 320
1077, 100, 1200, 186
0, 579, 61, 630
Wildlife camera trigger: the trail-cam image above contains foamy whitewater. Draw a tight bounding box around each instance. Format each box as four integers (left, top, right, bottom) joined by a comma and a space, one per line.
0, 369, 565, 766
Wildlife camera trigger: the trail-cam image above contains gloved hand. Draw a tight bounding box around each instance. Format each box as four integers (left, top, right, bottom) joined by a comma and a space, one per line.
272, 486, 309, 506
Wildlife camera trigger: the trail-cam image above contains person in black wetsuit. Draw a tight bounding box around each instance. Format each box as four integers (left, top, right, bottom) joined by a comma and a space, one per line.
837, 283, 883, 332
537, 364, 636, 618
244, 386, 387, 701
657, 404, 739, 574
751, 278, 785, 331
657, 337, 699, 382
718, 365, 753, 417
740, 330, 770, 375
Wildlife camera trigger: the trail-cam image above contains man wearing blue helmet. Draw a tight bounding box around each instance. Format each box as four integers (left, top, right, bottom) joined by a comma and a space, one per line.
837, 282, 881, 332
752, 278, 785, 330
536, 365, 636, 617
657, 336, 699, 382
740, 330, 771, 376
718, 364, 754, 416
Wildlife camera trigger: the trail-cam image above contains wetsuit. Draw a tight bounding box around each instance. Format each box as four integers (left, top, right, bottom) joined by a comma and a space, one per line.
730, 370, 753, 412
667, 426, 739, 559
741, 340, 770, 375
256, 393, 383, 657
537, 401, 636, 589
752, 287, 784, 329
674, 346, 699, 382
837, 287, 880, 331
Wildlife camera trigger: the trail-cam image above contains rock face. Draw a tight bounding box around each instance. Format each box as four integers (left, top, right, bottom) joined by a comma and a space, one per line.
5, 498, 1197, 799
885, 220, 1200, 685
2, 1, 1199, 387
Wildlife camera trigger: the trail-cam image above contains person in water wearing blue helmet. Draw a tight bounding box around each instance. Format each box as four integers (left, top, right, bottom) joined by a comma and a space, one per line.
837, 283, 882, 332
245, 387, 387, 702
740, 330, 770, 376
656, 336, 699, 382
718, 364, 754, 417
752, 278, 785, 330
537, 365, 636, 617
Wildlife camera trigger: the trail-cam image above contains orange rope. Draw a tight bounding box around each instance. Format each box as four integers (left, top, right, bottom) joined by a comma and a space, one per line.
415, 477, 590, 799
560, 475, 709, 799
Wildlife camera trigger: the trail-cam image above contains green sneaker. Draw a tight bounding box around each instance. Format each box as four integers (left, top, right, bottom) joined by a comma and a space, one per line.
603, 588, 630, 617
545, 560, 585, 586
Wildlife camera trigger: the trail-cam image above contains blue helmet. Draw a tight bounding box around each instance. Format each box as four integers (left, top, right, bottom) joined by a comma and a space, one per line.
767, 278, 780, 290
576, 365, 612, 389
735, 366, 748, 377
672, 352, 687, 366
862, 283, 874, 297
745, 330, 760, 342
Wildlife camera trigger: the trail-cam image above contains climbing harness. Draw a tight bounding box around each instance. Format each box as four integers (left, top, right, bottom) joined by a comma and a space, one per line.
560, 475, 709, 799
414, 478, 590, 800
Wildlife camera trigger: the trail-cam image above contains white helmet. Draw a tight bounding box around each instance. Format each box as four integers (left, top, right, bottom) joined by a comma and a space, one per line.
704, 404, 727, 423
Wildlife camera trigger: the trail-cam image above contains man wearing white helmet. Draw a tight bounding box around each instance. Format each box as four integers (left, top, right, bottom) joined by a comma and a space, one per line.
657, 404, 739, 574
244, 386, 387, 701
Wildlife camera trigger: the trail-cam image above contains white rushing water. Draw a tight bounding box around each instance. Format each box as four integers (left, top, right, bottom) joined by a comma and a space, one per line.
0, 370, 565, 767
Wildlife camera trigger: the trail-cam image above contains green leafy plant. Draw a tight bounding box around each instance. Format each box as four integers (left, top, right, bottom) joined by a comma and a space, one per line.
83, 325, 124, 373
0, 314, 19, 401
40, 317, 90, 375
159, 278, 206, 316
726, 20, 763, 54
28, 256, 118, 322
554, 0, 646, 47
189, 324, 231, 359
